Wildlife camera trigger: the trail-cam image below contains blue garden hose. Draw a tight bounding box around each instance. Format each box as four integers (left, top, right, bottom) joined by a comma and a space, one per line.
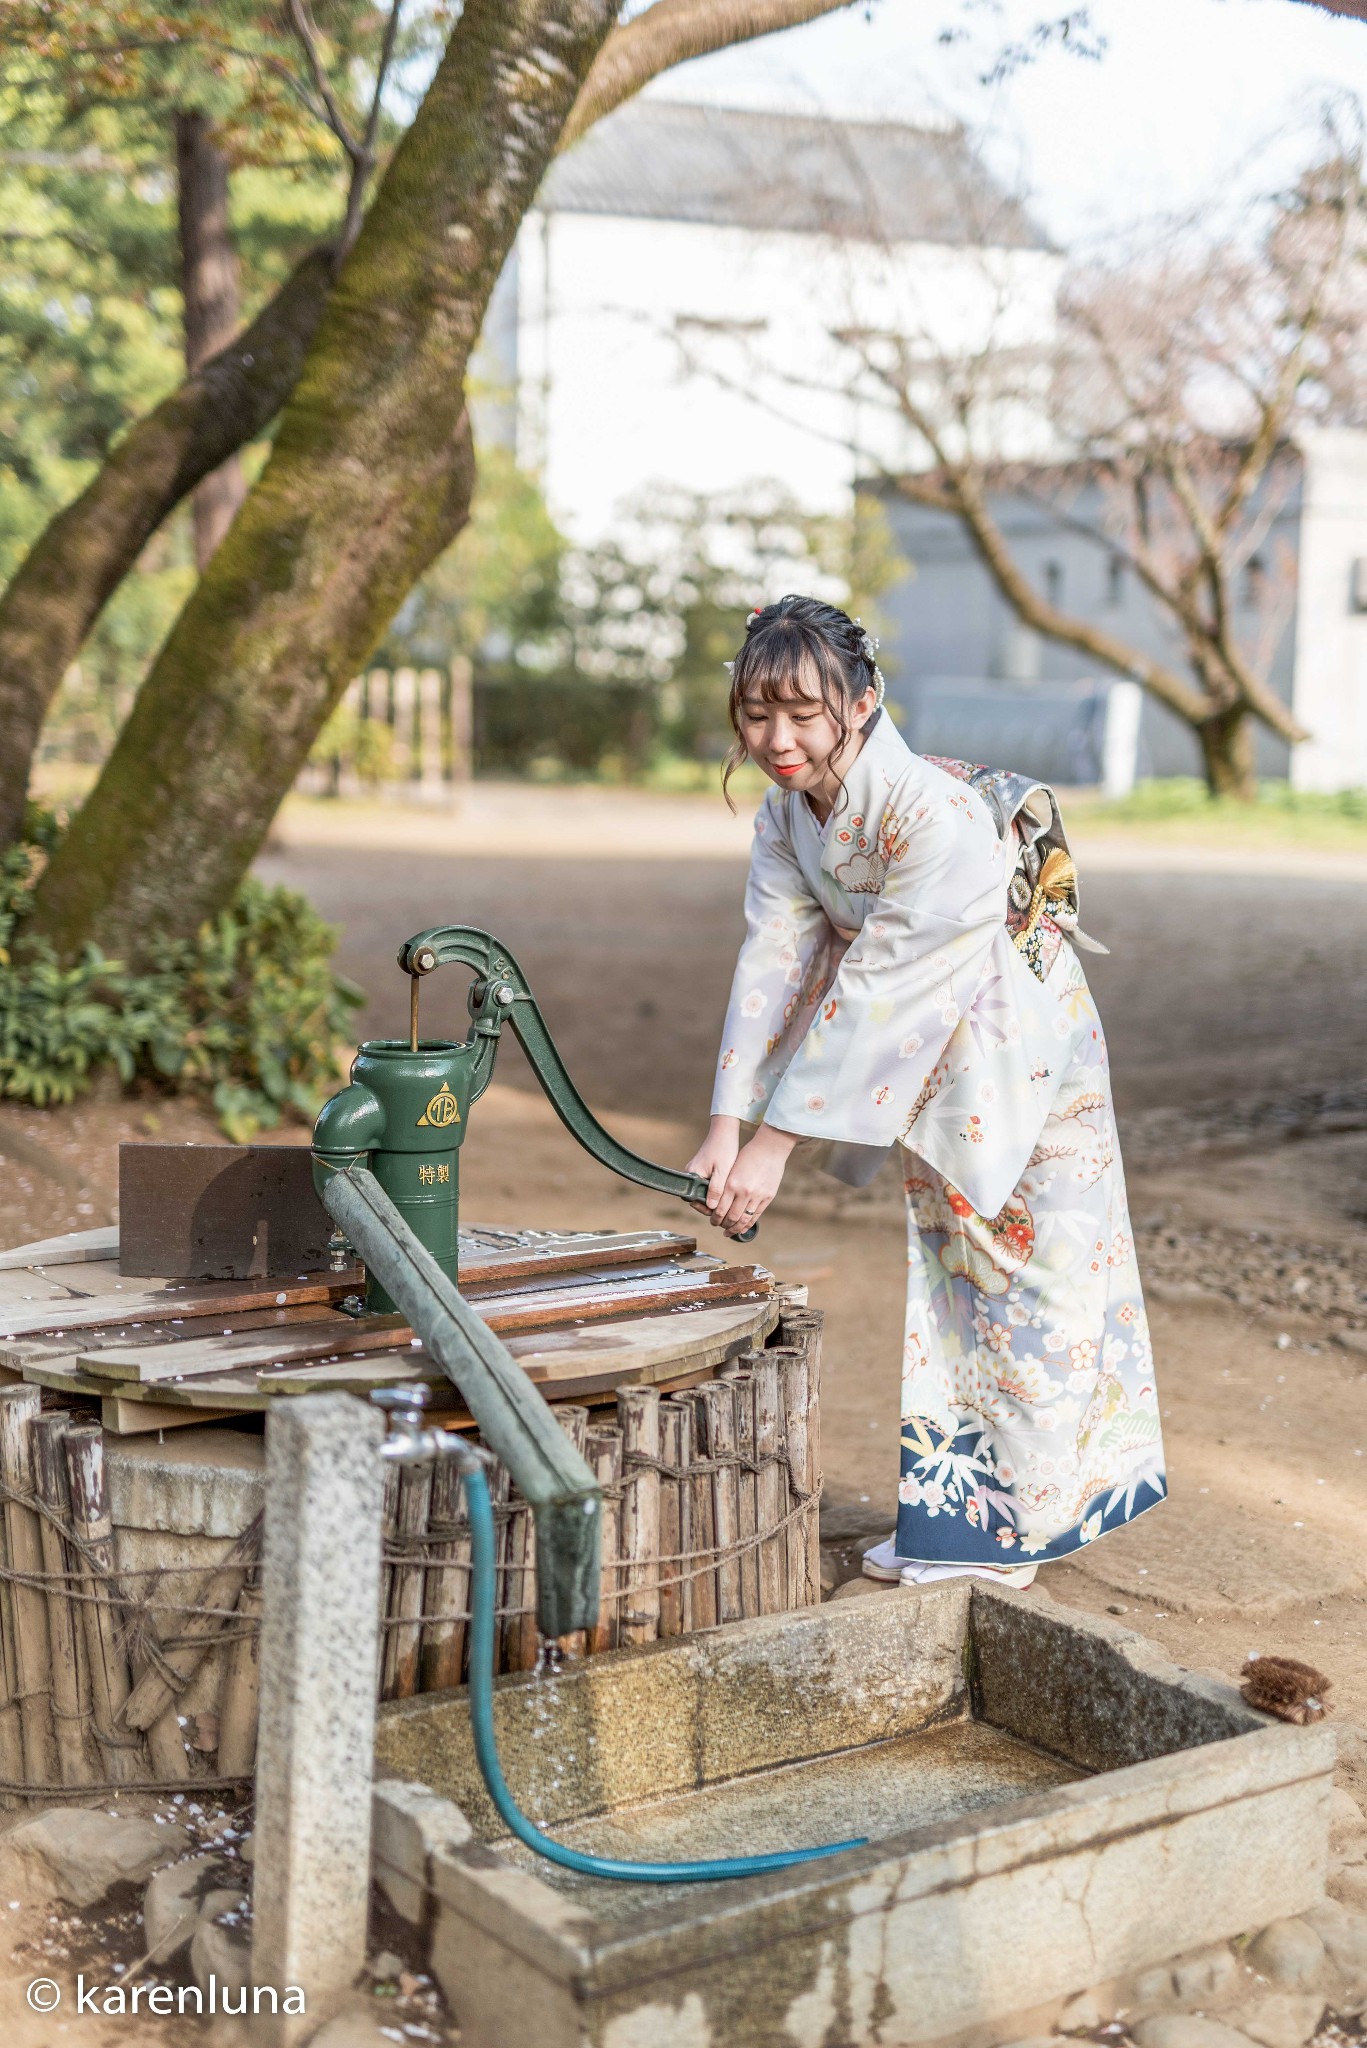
460, 1459, 868, 1883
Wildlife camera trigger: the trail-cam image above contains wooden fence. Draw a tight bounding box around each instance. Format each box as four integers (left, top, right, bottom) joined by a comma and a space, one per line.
299, 660, 474, 798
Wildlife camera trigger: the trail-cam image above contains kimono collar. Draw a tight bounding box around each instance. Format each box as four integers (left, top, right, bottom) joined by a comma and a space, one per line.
791, 709, 918, 883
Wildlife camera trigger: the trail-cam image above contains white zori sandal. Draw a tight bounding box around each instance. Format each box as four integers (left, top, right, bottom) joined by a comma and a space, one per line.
861, 1535, 1037, 1591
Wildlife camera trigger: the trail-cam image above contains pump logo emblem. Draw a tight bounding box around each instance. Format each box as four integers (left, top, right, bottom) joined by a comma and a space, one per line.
417, 1083, 461, 1129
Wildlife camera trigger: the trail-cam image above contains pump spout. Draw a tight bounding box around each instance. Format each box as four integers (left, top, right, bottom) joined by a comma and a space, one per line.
316, 1162, 601, 1639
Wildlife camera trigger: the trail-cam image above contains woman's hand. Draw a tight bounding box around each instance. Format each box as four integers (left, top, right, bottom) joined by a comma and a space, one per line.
684, 1116, 741, 1219
712, 1124, 798, 1236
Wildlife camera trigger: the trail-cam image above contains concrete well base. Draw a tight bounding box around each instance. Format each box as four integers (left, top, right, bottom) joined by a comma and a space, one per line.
373, 1585, 1334, 2048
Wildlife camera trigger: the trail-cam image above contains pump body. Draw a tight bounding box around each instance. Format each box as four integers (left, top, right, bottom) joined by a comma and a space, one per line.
313, 1039, 482, 1312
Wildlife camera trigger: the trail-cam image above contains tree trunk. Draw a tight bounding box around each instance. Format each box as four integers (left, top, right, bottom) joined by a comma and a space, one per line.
29, 0, 617, 964
1197, 704, 1258, 798
175, 112, 247, 569
0, 247, 334, 848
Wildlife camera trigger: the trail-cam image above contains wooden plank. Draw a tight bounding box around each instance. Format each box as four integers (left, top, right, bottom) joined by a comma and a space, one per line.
421, 1455, 470, 1691
64, 1427, 139, 1784
0, 1270, 365, 1343
119, 1143, 333, 1280
0, 1388, 58, 1783
455, 1229, 696, 1286
463, 1255, 704, 1297
77, 1317, 410, 1386
101, 1398, 237, 1435
0, 1271, 88, 1307
504, 1300, 779, 1382
22, 1354, 273, 1408
470, 1264, 770, 1335
0, 1226, 118, 1270
4, 1356, 99, 1396
732, 1366, 761, 1620
681, 1392, 717, 1632
30, 1414, 96, 1786
1, 1303, 325, 1370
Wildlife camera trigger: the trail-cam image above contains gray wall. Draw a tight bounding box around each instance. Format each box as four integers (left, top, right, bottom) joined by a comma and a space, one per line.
876, 476, 1301, 783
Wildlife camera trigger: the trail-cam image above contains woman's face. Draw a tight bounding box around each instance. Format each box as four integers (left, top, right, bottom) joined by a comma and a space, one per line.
738, 674, 877, 807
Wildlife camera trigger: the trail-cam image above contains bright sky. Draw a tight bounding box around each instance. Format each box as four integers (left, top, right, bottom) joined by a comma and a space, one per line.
645, 0, 1367, 246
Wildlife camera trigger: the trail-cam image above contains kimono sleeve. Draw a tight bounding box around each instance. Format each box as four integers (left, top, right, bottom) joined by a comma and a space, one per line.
765, 786, 1005, 1149
710, 796, 837, 1123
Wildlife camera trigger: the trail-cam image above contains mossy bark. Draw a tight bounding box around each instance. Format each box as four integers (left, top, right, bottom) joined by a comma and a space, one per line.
30, 0, 616, 963
0, 247, 334, 848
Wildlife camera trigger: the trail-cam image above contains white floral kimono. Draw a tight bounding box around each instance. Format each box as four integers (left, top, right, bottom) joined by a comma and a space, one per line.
712, 710, 1166, 1566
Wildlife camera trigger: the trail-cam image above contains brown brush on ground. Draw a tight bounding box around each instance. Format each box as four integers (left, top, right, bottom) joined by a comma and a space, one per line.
1241, 1653, 1332, 1723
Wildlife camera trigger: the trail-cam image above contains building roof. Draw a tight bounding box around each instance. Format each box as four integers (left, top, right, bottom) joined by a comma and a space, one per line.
538, 98, 1047, 250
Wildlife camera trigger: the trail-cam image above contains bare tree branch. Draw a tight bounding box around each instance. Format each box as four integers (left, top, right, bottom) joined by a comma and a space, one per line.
284, 0, 364, 164
562, 0, 857, 150
892, 467, 1217, 728
340, 0, 404, 257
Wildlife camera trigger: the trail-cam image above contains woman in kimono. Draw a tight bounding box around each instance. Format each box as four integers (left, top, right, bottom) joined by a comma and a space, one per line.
686, 596, 1165, 1589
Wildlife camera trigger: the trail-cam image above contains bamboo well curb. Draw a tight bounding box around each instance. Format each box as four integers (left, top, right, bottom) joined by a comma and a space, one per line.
0, 1308, 824, 1799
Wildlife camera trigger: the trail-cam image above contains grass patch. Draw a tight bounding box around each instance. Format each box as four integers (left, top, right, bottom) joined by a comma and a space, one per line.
1066, 779, 1367, 849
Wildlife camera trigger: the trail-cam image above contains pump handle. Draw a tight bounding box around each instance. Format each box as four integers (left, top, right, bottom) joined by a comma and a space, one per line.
400, 925, 758, 1242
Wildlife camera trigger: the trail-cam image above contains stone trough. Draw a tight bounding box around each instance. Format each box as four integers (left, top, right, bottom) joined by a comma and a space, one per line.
372, 1583, 1334, 2048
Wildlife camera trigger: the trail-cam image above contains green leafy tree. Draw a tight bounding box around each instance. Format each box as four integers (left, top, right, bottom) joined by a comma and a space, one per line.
0, 0, 860, 878
0, 0, 425, 808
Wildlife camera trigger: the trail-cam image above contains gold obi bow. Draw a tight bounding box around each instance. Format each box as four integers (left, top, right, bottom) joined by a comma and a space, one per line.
1010, 846, 1108, 956
1012, 847, 1079, 951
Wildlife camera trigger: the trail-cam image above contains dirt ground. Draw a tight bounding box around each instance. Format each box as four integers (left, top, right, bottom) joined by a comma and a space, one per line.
2, 782, 1366, 1791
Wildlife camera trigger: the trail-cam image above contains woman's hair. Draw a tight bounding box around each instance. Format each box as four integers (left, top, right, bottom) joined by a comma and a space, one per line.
722, 594, 879, 808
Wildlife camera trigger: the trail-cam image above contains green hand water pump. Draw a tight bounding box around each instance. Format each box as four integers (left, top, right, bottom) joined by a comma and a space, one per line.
312, 923, 747, 1314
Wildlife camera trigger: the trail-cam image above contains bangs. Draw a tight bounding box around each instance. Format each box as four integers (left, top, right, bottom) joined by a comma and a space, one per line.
729, 622, 848, 716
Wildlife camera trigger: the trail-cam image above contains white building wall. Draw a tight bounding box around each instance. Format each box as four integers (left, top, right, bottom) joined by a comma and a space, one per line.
514, 208, 1062, 538
1289, 428, 1367, 792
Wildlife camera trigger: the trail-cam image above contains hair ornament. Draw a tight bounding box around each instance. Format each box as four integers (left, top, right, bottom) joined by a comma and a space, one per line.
854, 616, 886, 709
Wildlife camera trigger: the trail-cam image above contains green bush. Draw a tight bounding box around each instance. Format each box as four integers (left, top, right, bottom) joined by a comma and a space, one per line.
473, 673, 658, 778
0, 808, 362, 1139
